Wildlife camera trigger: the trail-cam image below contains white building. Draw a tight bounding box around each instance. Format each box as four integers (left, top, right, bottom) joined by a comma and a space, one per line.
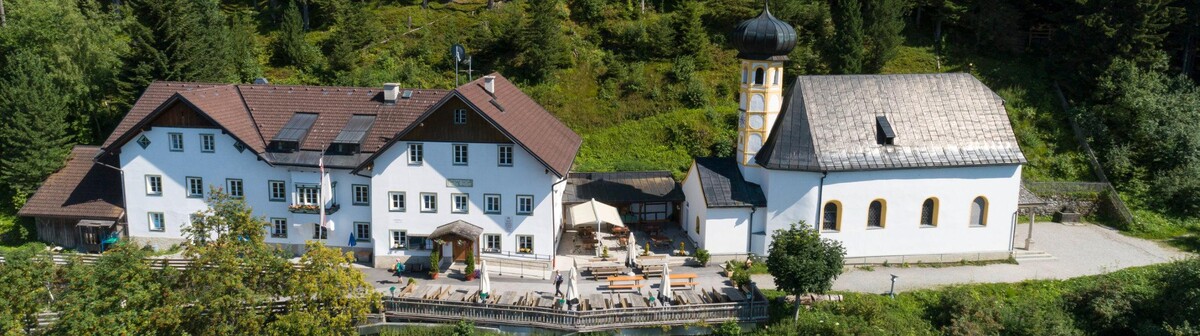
26, 74, 580, 268
682, 6, 1027, 262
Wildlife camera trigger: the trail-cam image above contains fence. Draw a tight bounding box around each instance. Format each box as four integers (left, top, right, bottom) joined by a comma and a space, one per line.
380, 290, 769, 332
480, 255, 552, 279
1050, 83, 1137, 228
0, 253, 305, 271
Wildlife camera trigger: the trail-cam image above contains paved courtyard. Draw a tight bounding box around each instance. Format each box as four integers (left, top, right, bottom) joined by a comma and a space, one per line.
753, 222, 1191, 293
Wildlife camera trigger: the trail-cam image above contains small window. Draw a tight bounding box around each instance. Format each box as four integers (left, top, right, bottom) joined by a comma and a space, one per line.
920, 198, 938, 227
296, 184, 320, 205
186, 177, 204, 198
694, 216, 700, 234
754, 68, 765, 85
268, 180, 286, 202
517, 235, 534, 254
483, 234, 501, 253
452, 193, 469, 214
821, 201, 841, 231
408, 143, 423, 164
148, 212, 165, 232
453, 109, 468, 124
233, 141, 246, 153
741, 67, 748, 84
168, 132, 184, 151
388, 192, 406, 212
484, 194, 501, 214
867, 200, 886, 228
970, 197, 988, 226
453, 144, 469, 165
355, 222, 371, 241
516, 195, 533, 215
270, 218, 288, 238
226, 179, 244, 198
421, 192, 437, 213
312, 224, 328, 240
145, 175, 162, 196
200, 134, 216, 153
774, 67, 781, 85
352, 184, 370, 206
137, 135, 152, 149
498, 145, 513, 166
390, 230, 407, 249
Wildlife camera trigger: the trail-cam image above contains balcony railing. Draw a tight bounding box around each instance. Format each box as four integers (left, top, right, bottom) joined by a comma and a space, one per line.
288, 203, 340, 215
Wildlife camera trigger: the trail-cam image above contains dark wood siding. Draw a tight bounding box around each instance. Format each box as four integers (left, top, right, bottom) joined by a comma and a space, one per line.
400, 97, 512, 143
150, 101, 217, 128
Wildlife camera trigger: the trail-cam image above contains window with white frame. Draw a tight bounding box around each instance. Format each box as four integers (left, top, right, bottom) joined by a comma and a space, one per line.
388, 192, 406, 212
296, 184, 320, 205
483, 234, 501, 253
516, 195, 533, 215
268, 180, 286, 202
408, 143, 423, 164
354, 222, 370, 241
517, 235, 533, 254
498, 145, 513, 166
148, 212, 165, 232
200, 134, 215, 152
453, 109, 468, 124
421, 193, 437, 213
452, 193, 469, 214
145, 175, 162, 195
453, 144, 468, 165
390, 230, 407, 249
226, 179, 244, 198
270, 218, 287, 238
168, 132, 184, 151
312, 224, 328, 240
484, 194, 501, 214
352, 184, 369, 206
186, 177, 204, 198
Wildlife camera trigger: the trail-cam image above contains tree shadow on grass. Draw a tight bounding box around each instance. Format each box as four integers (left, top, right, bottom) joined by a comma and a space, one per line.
1165, 227, 1200, 253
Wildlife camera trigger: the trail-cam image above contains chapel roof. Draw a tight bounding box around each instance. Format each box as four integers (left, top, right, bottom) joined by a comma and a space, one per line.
692, 157, 767, 208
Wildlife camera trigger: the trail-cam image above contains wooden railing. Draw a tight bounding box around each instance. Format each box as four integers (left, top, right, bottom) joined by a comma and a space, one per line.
380, 291, 769, 332
0, 253, 304, 270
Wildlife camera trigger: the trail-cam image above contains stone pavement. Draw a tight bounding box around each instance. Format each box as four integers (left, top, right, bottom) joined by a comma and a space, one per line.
751, 222, 1190, 293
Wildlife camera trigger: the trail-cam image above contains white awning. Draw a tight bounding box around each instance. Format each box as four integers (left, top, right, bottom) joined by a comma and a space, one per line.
566, 199, 624, 228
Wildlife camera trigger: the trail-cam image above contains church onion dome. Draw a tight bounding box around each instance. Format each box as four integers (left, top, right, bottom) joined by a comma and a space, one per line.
730, 2, 797, 61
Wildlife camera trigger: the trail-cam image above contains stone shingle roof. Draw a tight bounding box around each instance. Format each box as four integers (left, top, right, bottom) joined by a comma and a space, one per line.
755, 73, 1027, 171
693, 158, 766, 208
18, 146, 124, 220
564, 171, 684, 204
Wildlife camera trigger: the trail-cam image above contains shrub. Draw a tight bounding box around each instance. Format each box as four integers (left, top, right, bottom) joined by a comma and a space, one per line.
453, 319, 475, 336
464, 251, 475, 278
711, 320, 741, 336
694, 248, 710, 267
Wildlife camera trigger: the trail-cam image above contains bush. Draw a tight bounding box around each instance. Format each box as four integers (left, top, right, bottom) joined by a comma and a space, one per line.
453, 319, 475, 336
694, 248, 710, 267
711, 320, 741, 336
464, 251, 475, 278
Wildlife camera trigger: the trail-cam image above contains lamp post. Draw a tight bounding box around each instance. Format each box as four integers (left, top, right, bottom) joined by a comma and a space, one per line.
889, 274, 899, 299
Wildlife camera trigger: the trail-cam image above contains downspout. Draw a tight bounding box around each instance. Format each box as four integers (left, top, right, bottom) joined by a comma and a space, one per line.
550, 175, 569, 269
814, 171, 828, 234
747, 206, 756, 255
93, 153, 129, 240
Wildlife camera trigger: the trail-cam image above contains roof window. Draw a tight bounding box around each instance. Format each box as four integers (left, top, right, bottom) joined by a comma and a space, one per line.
876, 116, 895, 145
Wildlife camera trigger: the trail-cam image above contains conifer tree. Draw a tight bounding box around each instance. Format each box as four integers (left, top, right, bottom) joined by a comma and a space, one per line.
0, 52, 74, 209
676, 0, 711, 68
516, 0, 570, 83
863, 0, 905, 72
829, 0, 864, 74
117, 0, 236, 109
275, 0, 320, 69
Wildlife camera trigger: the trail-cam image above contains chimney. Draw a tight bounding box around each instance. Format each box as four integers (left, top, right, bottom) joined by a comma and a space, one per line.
383, 83, 400, 103
482, 76, 496, 95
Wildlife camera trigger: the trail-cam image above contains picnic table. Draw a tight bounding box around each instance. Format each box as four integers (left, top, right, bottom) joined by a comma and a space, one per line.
590, 265, 626, 280
669, 273, 699, 289
720, 287, 747, 302
650, 234, 671, 247
675, 290, 705, 305
581, 261, 622, 271
587, 294, 608, 310
606, 275, 646, 293
623, 293, 648, 308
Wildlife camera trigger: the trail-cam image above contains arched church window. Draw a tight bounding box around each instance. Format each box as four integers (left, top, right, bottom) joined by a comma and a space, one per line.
821, 201, 841, 231
754, 68, 765, 85
920, 198, 938, 227
970, 197, 988, 226
867, 200, 885, 228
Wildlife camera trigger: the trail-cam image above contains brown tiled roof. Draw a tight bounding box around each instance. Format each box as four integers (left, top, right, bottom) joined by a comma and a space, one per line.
18, 146, 124, 220
453, 74, 582, 177
102, 82, 223, 150
179, 86, 265, 153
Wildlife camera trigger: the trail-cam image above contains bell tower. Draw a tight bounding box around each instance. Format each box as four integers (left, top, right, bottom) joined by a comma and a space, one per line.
729, 1, 796, 169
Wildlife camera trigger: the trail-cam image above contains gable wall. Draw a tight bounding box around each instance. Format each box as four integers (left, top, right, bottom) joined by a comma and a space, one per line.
400, 97, 512, 144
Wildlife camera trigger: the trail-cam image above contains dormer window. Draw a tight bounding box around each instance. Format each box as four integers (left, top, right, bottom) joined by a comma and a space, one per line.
271, 113, 318, 153
454, 109, 468, 125
876, 116, 896, 145
329, 115, 375, 155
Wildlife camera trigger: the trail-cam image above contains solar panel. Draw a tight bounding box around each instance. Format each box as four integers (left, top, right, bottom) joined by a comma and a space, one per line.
273, 113, 319, 142
333, 115, 376, 144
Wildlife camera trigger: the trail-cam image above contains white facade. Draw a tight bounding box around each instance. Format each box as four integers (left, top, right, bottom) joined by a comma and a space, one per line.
369, 140, 565, 267
120, 126, 373, 252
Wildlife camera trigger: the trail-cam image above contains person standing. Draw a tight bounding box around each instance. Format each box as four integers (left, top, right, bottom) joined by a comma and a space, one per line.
395, 260, 406, 285
553, 271, 564, 296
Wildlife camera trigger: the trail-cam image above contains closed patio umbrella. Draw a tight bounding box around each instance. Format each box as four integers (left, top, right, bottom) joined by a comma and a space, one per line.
659, 262, 672, 305
479, 260, 492, 302
626, 234, 638, 268
566, 266, 581, 309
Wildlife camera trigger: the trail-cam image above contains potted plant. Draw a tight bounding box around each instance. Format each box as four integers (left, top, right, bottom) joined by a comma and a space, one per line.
675, 242, 690, 256
642, 243, 650, 256
600, 246, 610, 260
464, 251, 476, 281
730, 266, 751, 291
694, 248, 711, 267
429, 247, 441, 279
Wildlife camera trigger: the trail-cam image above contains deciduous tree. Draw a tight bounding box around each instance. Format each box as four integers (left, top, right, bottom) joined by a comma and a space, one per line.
766, 222, 846, 321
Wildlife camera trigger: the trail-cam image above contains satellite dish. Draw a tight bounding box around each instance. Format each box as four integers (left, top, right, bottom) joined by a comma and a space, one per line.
451, 44, 466, 63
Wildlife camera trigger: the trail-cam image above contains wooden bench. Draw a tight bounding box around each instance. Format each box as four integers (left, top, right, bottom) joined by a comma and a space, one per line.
606, 275, 646, 293
670, 281, 699, 289
591, 266, 625, 280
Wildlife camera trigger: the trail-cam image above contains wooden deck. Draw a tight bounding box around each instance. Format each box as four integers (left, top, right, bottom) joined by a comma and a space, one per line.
381, 286, 769, 332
